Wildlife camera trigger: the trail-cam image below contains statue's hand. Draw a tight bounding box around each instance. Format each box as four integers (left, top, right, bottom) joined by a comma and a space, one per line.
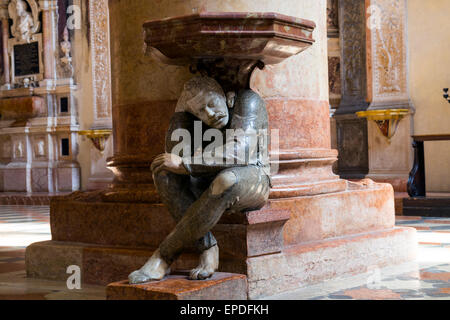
151, 153, 188, 175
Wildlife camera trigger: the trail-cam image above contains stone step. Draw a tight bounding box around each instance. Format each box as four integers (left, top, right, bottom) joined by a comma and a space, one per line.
106, 271, 247, 300
26, 241, 198, 285
0, 192, 70, 205
403, 197, 450, 217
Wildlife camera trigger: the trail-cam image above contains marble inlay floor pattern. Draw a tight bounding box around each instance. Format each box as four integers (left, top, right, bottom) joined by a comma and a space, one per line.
268, 216, 450, 300
0, 206, 449, 300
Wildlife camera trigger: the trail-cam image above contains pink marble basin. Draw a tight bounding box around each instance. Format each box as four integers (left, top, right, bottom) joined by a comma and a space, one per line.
143, 12, 315, 66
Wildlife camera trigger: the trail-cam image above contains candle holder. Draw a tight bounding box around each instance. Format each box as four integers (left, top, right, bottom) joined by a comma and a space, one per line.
79, 129, 112, 153
356, 109, 409, 141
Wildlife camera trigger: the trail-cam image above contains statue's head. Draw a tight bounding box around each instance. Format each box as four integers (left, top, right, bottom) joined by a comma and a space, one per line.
176, 76, 229, 129
16, 0, 27, 15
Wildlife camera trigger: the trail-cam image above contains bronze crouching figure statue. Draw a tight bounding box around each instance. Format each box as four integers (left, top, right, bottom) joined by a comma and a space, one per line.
129, 76, 270, 283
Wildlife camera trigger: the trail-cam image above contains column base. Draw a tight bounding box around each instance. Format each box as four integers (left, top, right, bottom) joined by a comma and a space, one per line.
247, 226, 416, 299
366, 173, 409, 193
26, 226, 416, 299
25, 180, 417, 298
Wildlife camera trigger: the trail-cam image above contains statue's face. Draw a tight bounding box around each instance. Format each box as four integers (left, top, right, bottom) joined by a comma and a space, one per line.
16, 1, 25, 15
188, 92, 229, 129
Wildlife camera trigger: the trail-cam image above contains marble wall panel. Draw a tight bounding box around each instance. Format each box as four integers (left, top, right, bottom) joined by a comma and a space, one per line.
336, 116, 369, 178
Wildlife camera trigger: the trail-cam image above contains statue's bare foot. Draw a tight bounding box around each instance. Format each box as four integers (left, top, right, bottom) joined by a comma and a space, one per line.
189, 245, 219, 280
128, 249, 170, 284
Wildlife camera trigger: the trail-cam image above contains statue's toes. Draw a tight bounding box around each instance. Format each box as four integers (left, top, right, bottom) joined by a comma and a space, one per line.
128, 270, 150, 284
189, 268, 201, 280
189, 267, 214, 280
197, 269, 213, 280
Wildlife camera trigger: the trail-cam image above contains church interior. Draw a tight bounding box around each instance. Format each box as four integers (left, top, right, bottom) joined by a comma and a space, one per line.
0, 0, 448, 301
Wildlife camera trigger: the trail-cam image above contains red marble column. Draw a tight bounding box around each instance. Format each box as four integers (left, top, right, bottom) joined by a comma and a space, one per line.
39, 0, 58, 81
0, 2, 10, 87
1, 19, 10, 86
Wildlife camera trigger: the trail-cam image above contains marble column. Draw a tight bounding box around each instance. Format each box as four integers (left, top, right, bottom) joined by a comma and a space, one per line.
333, 0, 369, 178
333, 0, 413, 189
86, 0, 114, 190
365, 0, 413, 191
39, 0, 59, 85
0, 1, 10, 89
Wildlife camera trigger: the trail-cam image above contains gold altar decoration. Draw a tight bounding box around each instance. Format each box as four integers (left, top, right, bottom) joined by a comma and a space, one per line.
356, 109, 409, 140
79, 129, 112, 153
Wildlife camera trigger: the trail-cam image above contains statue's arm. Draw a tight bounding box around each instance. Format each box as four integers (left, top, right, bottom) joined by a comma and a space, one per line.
182, 134, 254, 176
165, 112, 195, 156
183, 121, 266, 176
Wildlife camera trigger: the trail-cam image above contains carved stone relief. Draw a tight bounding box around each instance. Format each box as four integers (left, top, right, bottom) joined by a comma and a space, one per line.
33, 136, 46, 158
8, 0, 40, 43
338, 0, 367, 111
13, 139, 24, 159
370, 0, 407, 99
328, 56, 341, 95
7, 0, 44, 86
59, 26, 73, 78
89, 0, 112, 121
327, 0, 339, 37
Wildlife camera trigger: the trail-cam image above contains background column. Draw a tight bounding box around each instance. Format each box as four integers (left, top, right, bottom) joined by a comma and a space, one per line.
39, 0, 58, 85
0, 0, 10, 89
365, 0, 413, 192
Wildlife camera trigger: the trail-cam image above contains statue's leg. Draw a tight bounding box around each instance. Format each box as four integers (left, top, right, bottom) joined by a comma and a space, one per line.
153, 170, 217, 253
128, 170, 216, 284
159, 165, 270, 280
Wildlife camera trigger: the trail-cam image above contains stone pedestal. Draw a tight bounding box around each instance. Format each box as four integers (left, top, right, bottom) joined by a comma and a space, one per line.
26, 179, 417, 298
26, 0, 417, 300
333, 0, 370, 179
107, 272, 247, 300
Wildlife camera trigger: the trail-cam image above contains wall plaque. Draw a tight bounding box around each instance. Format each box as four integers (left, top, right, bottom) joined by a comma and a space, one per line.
13, 41, 40, 77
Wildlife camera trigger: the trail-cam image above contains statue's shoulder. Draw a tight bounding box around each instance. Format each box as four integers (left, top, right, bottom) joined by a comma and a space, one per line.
237, 89, 263, 101
236, 89, 265, 110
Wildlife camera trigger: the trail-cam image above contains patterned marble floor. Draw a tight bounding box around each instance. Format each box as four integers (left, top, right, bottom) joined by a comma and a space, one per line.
0, 205, 105, 300
0, 206, 449, 300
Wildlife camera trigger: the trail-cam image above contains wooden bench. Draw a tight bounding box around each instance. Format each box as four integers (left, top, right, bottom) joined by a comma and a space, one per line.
404, 134, 450, 216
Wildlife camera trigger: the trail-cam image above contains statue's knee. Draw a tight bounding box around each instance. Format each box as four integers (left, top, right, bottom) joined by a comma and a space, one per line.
153, 170, 170, 187
211, 171, 237, 195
